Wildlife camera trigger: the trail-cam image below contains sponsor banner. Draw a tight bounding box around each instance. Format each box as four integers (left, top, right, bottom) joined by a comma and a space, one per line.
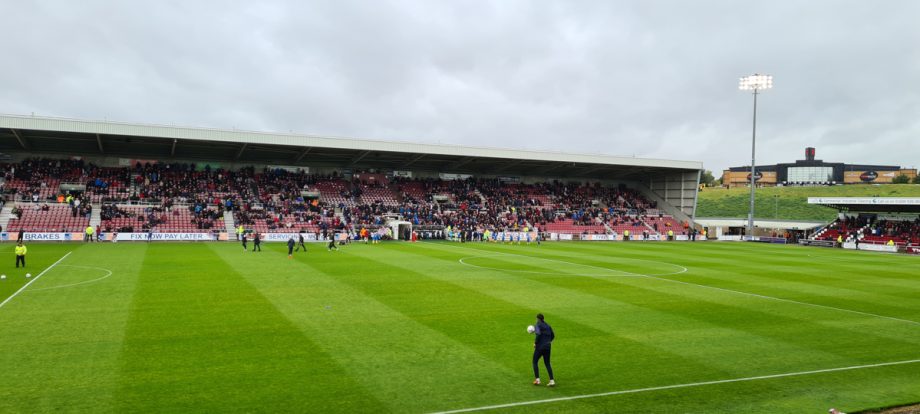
267, 165, 307, 173
843, 242, 898, 253
392, 170, 412, 178
261, 233, 320, 242
116, 233, 216, 241
439, 173, 472, 181
16, 232, 76, 241
583, 234, 616, 241
675, 235, 690, 241
860, 171, 878, 182
557, 234, 573, 241
0, 232, 90, 241
746, 171, 764, 181
809, 197, 920, 205
718, 235, 744, 241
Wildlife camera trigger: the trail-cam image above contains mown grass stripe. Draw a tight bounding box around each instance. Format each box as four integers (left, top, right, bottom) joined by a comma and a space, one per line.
115, 244, 378, 413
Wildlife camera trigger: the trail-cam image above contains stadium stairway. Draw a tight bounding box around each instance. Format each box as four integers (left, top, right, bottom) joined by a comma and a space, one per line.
0, 203, 13, 231
633, 182, 695, 225
223, 211, 237, 234
603, 222, 615, 234
641, 220, 660, 236
89, 203, 102, 228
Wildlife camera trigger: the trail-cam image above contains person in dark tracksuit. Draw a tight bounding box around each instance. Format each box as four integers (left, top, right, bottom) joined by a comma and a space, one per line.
295, 233, 307, 252
532, 313, 555, 386
241, 233, 248, 251
287, 237, 295, 258
253, 232, 261, 252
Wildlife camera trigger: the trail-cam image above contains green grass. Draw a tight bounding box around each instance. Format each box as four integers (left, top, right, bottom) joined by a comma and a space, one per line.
696, 184, 920, 221
1, 240, 920, 413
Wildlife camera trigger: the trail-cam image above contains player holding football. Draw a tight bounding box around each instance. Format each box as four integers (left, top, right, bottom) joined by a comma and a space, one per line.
532, 313, 555, 386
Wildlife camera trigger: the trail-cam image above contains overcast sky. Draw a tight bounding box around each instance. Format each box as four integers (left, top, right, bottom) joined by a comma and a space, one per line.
2, 1, 919, 174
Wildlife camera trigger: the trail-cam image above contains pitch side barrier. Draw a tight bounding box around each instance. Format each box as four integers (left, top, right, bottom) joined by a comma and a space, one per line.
0, 232, 344, 242
5, 232, 715, 243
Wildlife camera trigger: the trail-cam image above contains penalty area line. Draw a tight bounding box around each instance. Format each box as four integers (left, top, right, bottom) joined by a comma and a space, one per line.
0, 251, 72, 310
430, 358, 920, 413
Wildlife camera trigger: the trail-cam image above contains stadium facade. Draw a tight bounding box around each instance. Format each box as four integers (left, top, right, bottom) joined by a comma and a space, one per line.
722, 147, 917, 188
0, 114, 703, 220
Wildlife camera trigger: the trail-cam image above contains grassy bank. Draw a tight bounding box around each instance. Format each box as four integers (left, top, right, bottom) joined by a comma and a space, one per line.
696, 184, 920, 221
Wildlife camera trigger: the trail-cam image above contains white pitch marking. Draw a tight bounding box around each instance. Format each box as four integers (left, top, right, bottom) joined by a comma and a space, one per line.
458, 256, 645, 278
430, 358, 920, 413
643, 272, 920, 327
431, 242, 920, 327
0, 251, 71, 310
28, 265, 114, 291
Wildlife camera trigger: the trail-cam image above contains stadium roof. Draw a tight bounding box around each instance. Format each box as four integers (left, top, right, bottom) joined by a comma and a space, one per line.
808, 197, 920, 213
0, 114, 701, 179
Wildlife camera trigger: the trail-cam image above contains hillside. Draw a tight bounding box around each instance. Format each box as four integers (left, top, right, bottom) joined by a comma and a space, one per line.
695, 184, 920, 222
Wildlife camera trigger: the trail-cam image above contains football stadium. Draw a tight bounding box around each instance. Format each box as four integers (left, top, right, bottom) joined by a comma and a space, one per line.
2, 114, 920, 413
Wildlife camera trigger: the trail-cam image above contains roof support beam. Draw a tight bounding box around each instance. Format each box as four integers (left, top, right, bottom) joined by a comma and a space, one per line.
349, 150, 371, 166
540, 163, 571, 174
577, 165, 606, 177
492, 159, 525, 173
402, 153, 426, 167
234, 143, 248, 160
95, 133, 105, 154
294, 147, 312, 163
447, 157, 475, 171
10, 129, 30, 150
170, 139, 178, 157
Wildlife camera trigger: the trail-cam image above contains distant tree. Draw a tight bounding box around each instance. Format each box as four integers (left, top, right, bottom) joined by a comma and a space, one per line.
913, 175, 920, 184
700, 170, 716, 186
893, 174, 910, 184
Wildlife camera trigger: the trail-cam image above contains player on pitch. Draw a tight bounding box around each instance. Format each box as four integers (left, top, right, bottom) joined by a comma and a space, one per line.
532, 313, 555, 387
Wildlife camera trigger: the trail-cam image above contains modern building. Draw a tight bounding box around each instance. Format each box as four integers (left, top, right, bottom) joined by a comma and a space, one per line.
722, 147, 917, 188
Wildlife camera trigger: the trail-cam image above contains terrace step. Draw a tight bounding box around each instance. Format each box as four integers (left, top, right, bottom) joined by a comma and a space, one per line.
89, 203, 102, 227
0, 203, 14, 231
224, 211, 237, 234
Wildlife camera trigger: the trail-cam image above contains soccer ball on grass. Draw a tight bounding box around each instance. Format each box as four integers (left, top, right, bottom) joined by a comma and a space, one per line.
526, 325, 535, 334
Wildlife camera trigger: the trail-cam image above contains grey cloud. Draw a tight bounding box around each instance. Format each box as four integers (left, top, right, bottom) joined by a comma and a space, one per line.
1, 0, 918, 174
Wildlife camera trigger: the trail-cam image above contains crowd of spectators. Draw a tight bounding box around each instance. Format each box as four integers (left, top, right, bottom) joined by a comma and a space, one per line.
2, 159, 679, 236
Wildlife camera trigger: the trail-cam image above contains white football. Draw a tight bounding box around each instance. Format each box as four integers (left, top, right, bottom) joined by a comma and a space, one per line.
26, 273, 32, 278
527, 325, 535, 334
1, 275, 5, 280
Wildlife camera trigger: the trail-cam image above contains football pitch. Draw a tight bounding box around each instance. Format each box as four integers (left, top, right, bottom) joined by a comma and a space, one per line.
1, 241, 919, 413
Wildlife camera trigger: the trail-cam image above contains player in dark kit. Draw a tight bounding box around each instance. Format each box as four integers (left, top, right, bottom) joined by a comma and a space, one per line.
327, 235, 339, 251
295, 233, 307, 252
241, 233, 248, 251
287, 237, 295, 258
253, 232, 262, 252
532, 313, 555, 387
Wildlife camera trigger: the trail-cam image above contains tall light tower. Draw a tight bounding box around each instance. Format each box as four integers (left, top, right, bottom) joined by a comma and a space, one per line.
739, 74, 773, 240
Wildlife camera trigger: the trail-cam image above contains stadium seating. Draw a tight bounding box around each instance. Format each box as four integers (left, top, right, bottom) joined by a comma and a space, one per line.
2, 158, 682, 238
7, 204, 90, 232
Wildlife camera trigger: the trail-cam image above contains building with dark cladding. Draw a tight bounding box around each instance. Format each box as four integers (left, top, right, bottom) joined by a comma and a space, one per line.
722, 147, 916, 188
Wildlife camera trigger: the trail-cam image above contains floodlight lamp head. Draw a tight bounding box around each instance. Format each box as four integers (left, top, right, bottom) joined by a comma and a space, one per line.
739, 74, 773, 91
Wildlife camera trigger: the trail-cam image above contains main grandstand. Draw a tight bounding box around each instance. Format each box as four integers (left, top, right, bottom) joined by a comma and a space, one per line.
0, 114, 703, 241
